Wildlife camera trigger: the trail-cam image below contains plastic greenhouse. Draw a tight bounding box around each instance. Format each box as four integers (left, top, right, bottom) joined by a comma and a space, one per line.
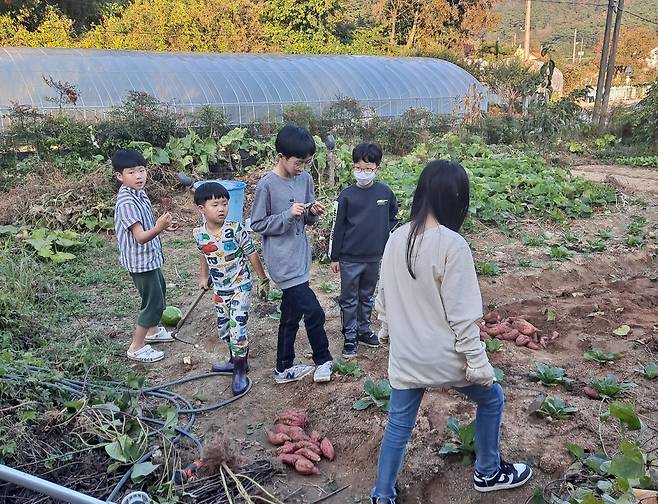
0, 48, 488, 128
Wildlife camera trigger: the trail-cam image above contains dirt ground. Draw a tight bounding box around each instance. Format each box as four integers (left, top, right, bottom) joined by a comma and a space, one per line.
121, 164, 657, 504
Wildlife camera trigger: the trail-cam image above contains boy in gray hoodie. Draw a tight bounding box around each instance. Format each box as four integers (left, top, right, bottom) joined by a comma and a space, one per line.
250, 125, 334, 384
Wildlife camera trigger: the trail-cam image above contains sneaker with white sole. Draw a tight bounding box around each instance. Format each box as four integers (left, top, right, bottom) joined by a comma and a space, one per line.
274, 364, 314, 384
145, 327, 174, 343
127, 344, 164, 363
313, 360, 333, 383
474, 461, 532, 493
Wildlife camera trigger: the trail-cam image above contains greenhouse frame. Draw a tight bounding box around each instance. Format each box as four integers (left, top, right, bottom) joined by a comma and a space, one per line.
0, 48, 488, 128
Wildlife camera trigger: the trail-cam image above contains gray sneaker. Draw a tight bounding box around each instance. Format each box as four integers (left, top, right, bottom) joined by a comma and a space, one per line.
313, 360, 333, 383
274, 364, 314, 384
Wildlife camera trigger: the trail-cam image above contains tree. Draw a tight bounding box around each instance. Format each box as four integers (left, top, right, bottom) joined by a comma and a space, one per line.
262, 0, 345, 54
483, 58, 542, 113
82, 0, 265, 52
614, 26, 658, 69
373, 0, 499, 50
1, 5, 74, 47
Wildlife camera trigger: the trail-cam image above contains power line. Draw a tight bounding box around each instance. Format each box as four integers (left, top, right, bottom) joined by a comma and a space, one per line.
521, 0, 658, 25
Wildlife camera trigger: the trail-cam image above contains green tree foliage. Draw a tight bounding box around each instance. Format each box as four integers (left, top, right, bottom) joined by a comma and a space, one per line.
262, 0, 345, 54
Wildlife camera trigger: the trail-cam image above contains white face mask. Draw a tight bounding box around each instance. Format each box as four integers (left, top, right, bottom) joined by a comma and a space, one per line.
354, 170, 376, 187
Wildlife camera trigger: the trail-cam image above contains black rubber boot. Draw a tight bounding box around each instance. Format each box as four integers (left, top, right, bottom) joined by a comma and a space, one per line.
211, 351, 234, 373
231, 354, 249, 396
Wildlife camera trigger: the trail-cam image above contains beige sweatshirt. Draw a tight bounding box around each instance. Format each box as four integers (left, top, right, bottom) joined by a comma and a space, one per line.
375, 223, 488, 390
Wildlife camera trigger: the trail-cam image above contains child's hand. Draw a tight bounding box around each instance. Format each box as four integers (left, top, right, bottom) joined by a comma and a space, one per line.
330, 261, 340, 274
156, 212, 174, 231
199, 277, 211, 290
309, 201, 325, 216
290, 203, 306, 217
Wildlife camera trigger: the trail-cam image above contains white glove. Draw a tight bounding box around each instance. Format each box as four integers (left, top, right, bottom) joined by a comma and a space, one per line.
465, 361, 496, 387
464, 342, 495, 387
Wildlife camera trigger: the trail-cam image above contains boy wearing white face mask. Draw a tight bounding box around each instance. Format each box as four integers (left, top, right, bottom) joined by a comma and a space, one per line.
329, 143, 398, 358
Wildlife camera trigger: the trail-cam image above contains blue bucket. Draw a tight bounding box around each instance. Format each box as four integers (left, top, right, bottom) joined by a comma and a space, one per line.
193, 179, 247, 223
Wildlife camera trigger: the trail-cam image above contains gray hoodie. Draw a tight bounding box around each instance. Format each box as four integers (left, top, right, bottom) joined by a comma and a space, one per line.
250, 171, 319, 290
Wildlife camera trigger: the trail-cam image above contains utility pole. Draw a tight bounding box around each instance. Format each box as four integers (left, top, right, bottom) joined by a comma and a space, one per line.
572, 28, 578, 64
524, 0, 532, 59
593, 0, 616, 124
600, 0, 624, 126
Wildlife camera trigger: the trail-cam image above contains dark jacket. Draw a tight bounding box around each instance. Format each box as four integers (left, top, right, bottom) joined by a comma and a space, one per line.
329, 181, 398, 263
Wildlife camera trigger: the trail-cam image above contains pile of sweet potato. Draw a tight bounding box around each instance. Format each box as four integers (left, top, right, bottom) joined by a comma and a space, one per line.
477, 311, 558, 350
265, 409, 335, 476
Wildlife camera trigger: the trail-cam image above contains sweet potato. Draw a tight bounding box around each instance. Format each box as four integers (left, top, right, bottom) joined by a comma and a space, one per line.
273, 424, 309, 441
539, 336, 548, 348
277, 453, 303, 466
277, 440, 321, 456
511, 319, 538, 336
276, 442, 296, 455
162, 196, 170, 212
266, 431, 291, 446
483, 311, 501, 324
583, 386, 601, 400
526, 342, 541, 350
320, 438, 335, 461
486, 323, 512, 337
295, 447, 321, 462
515, 334, 531, 346
310, 430, 322, 443
294, 440, 322, 454
294, 457, 320, 475
276, 409, 308, 428
550, 331, 560, 341
480, 330, 489, 340
500, 329, 520, 341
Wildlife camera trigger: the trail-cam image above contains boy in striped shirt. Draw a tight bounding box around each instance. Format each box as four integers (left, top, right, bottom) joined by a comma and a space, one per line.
113, 149, 175, 363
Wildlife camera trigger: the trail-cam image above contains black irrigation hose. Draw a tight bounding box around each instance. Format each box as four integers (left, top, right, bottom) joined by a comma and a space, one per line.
1, 366, 252, 502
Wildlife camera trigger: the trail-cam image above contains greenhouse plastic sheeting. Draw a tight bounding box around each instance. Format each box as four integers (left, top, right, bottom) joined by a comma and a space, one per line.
0, 48, 488, 128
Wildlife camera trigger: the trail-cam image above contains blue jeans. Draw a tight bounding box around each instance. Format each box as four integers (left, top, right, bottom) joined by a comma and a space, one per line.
372, 383, 505, 500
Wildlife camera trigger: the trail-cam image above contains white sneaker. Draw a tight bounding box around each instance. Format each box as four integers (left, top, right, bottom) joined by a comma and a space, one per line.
127, 345, 164, 363
313, 360, 333, 383
274, 364, 314, 384
145, 327, 174, 343
474, 461, 532, 493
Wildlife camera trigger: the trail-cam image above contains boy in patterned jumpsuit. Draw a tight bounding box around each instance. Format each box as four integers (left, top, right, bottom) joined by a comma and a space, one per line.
193, 182, 269, 395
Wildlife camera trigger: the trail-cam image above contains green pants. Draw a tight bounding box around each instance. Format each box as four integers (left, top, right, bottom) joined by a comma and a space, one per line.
131, 268, 166, 329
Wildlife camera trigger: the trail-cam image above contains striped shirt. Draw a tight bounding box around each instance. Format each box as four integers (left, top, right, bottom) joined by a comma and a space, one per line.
114, 185, 163, 273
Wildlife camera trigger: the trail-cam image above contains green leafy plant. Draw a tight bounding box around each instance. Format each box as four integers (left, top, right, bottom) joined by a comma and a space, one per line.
484, 338, 503, 353
166, 129, 218, 173
318, 281, 337, 293
476, 262, 500, 276
267, 288, 283, 302
617, 156, 658, 168
641, 362, 658, 380
529, 363, 574, 387
353, 379, 391, 412
334, 358, 362, 378
586, 239, 607, 252
596, 228, 613, 240
438, 417, 476, 463
625, 235, 645, 248
583, 349, 621, 364
522, 233, 547, 246
537, 396, 577, 420
127, 140, 170, 165
590, 374, 637, 399
550, 245, 573, 260
22, 228, 83, 263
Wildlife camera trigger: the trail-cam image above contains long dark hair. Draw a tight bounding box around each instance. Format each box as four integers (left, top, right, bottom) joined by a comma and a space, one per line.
405, 160, 470, 278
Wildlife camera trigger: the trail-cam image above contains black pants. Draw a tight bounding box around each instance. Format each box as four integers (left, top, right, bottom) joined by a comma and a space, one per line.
339, 261, 380, 343
276, 282, 333, 372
